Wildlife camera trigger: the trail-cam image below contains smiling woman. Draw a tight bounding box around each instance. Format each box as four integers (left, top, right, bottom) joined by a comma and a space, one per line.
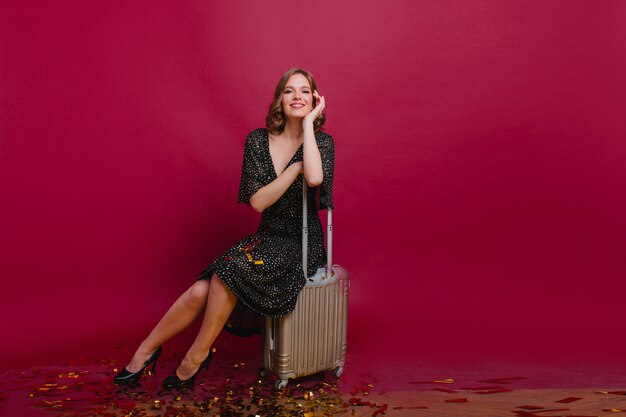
113, 67, 335, 390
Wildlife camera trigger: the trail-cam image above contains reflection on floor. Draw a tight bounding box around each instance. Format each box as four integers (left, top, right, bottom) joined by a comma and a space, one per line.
1, 333, 625, 416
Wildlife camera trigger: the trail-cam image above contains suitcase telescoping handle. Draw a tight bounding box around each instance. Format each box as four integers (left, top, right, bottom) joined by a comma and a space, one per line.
302, 178, 333, 277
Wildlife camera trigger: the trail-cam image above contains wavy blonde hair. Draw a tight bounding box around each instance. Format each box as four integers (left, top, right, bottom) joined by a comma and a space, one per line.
266, 67, 326, 134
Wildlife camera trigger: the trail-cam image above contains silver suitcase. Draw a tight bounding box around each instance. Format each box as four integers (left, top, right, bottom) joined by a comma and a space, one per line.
259, 180, 349, 389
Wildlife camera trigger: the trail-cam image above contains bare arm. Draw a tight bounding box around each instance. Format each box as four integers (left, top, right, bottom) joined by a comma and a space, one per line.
249, 162, 303, 213
302, 121, 323, 186
301, 90, 325, 186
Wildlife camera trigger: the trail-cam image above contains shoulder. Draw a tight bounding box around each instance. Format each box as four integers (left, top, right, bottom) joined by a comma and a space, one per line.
244, 128, 268, 151
246, 127, 267, 142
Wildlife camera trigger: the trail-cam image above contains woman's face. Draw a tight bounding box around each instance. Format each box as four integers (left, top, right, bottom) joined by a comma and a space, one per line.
281, 73, 314, 120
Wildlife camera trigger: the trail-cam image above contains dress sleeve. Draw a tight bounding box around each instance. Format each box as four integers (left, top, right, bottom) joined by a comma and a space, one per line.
317, 132, 335, 210
238, 131, 266, 205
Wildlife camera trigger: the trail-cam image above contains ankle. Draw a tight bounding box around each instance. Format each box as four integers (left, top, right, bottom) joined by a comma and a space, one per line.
137, 341, 159, 356
127, 344, 153, 371
184, 347, 211, 366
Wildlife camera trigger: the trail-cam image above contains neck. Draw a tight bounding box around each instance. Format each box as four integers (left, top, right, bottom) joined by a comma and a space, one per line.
282, 118, 304, 141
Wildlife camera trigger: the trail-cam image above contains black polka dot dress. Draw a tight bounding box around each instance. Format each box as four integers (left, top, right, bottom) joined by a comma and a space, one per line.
198, 128, 335, 330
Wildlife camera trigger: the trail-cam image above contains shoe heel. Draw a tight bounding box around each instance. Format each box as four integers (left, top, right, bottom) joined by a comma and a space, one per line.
162, 348, 213, 390
114, 346, 162, 386
150, 357, 159, 374
202, 349, 214, 370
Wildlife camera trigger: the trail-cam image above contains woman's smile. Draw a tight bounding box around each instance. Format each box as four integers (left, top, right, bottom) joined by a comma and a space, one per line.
281, 73, 314, 117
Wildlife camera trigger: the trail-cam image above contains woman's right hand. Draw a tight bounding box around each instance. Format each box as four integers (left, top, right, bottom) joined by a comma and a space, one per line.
303, 90, 325, 124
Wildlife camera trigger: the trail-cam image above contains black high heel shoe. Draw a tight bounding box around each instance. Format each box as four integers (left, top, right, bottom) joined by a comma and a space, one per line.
113, 346, 162, 386
162, 349, 213, 389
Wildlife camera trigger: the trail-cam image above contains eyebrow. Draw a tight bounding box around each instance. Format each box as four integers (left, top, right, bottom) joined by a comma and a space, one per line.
284, 85, 311, 90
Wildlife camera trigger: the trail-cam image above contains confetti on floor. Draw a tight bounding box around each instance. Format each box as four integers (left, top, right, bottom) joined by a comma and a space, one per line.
1, 347, 626, 416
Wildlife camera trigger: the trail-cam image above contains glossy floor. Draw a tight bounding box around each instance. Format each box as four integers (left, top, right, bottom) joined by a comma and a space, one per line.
1, 331, 625, 416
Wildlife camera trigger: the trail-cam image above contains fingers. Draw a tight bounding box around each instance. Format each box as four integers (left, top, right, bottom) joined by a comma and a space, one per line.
313, 90, 325, 113
303, 90, 325, 123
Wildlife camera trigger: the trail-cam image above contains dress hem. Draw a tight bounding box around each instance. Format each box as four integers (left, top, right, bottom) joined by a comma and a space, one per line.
197, 266, 302, 319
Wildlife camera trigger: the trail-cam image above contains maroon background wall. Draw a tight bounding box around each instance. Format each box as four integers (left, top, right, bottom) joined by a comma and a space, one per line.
2, 1, 626, 370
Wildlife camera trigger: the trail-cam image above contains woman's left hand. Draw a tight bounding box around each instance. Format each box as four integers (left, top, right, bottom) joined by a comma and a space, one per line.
303, 90, 325, 124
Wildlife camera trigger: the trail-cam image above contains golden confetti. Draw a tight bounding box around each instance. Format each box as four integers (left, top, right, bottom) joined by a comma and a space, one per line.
434, 378, 455, 384
58, 371, 87, 379
42, 400, 63, 409
14, 355, 391, 417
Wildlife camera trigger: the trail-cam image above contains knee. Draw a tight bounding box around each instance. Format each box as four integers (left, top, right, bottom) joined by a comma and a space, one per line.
187, 280, 210, 306
210, 275, 231, 298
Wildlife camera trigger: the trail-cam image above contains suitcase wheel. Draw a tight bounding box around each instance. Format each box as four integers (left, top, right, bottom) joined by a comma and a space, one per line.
258, 367, 267, 379
275, 379, 288, 389
333, 366, 344, 378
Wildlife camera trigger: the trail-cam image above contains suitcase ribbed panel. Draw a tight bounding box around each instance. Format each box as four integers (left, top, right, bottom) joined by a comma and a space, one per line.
264, 267, 348, 381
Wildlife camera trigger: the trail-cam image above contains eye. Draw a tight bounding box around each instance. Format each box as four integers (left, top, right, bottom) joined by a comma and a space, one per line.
283, 89, 293, 94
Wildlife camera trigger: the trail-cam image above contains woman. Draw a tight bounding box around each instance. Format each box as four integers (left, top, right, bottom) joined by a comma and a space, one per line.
114, 67, 335, 389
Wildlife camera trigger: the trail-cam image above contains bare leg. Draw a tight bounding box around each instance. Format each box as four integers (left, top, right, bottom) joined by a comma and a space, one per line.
125, 280, 210, 373
175, 274, 237, 380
